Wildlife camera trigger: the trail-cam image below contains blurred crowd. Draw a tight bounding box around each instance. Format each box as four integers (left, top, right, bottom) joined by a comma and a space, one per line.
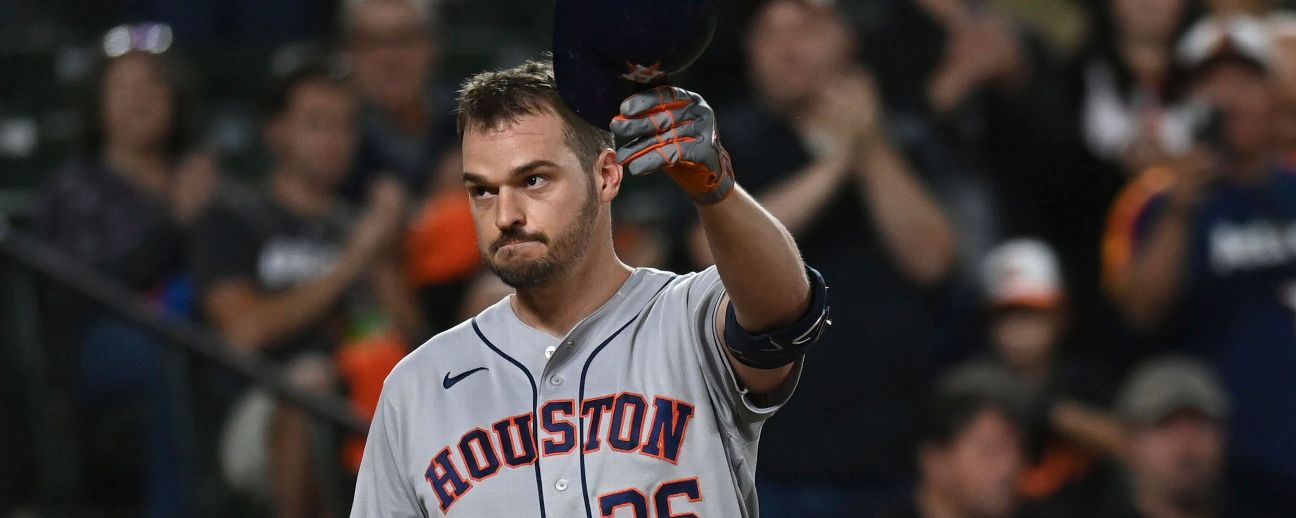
4, 0, 1296, 516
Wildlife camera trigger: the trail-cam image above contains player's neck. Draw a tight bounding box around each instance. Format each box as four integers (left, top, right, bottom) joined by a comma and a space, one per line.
511, 244, 632, 337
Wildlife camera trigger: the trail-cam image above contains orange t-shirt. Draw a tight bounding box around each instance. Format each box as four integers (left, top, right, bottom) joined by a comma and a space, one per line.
406, 189, 481, 287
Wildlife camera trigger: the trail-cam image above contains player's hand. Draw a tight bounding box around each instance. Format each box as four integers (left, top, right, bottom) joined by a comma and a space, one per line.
611, 86, 736, 205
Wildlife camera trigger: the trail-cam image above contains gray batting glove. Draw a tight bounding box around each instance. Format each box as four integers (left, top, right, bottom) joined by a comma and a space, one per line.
610, 86, 736, 205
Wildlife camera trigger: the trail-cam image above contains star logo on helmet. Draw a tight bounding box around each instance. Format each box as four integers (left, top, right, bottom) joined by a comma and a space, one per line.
621, 61, 667, 83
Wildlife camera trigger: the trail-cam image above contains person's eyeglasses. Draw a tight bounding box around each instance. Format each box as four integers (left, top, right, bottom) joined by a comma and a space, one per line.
102, 23, 173, 58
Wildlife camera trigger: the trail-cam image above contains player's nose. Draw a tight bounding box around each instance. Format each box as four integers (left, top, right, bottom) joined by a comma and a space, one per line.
494, 187, 526, 230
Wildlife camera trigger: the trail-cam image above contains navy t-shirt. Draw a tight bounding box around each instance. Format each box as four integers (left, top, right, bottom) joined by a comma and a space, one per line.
1131, 168, 1296, 493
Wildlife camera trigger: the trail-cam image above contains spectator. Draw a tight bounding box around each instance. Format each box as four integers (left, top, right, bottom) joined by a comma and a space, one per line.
882, 364, 1032, 518
38, 22, 212, 292
980, 239, 1124, 507
1104, 14, 1296, 514
1097, 356, 1239, 517
33, 23, 212, 517
192, 66, 422, 518
857, 0, 1074, 256
1073, 0, 1197, 174
344, 0, 480, 332
343, 0, 459, 197
705, 1, 959, 514
982, 240, 1069, 389
1053, 0, 1201, 362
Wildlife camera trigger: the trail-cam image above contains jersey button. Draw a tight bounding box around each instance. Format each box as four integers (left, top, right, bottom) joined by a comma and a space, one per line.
555, 479, 569, 491
550, 375, 564, 386
544, 345, 557, 359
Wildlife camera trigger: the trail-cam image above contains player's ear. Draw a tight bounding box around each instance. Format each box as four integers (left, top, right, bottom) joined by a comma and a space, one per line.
593, 148, 622, 203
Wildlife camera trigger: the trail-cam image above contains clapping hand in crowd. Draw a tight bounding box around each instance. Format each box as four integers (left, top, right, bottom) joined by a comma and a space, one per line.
347, 176, 408, 264
170, 150, 220, 226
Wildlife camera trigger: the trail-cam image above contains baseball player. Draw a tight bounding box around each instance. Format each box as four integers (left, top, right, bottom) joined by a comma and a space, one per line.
351, 52, 827, 518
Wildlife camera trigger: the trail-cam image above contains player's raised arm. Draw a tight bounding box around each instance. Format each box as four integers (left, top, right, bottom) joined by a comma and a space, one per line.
611, 86, 828, 394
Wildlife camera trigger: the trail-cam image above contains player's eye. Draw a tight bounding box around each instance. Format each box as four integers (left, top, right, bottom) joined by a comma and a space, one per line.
468, 185, 494, 199
524, 175, 548, 188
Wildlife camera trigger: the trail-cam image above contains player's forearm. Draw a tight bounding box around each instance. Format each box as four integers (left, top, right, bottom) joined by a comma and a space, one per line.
1120, 208, 1193, 329
853, 139, 957, 286
611, 87, 809, 329
686, 159, 849, 268
696, 186, 810, 332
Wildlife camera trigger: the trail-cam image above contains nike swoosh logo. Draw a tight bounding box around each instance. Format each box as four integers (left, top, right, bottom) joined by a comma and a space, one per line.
443, 367, 489, 389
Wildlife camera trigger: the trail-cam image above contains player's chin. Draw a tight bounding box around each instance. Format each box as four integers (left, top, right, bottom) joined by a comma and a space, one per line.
489, 260, 560, 288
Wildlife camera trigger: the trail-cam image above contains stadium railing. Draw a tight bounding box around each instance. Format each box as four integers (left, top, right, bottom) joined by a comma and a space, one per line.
0, 217, 365, 516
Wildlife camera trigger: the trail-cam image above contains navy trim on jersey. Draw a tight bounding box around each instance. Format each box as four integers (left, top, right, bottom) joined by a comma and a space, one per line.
472, 319, 547, 518
576, 277, 676, 518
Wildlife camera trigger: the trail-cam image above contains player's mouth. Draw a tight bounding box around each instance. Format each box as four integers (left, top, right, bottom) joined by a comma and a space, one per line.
493, 239, 548, 260
490, 231, 549, 255
497, 239, 540, 251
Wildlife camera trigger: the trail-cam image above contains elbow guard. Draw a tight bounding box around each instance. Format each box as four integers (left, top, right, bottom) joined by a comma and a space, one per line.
723, 266, 831, 369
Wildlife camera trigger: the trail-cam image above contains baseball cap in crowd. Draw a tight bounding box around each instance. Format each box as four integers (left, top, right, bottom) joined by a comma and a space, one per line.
982, 238, 1063, 310
1116, 356, 1230, 427
552, 0, 718, 129
1177, 14, 1275, 78
918, 361, 1031, 448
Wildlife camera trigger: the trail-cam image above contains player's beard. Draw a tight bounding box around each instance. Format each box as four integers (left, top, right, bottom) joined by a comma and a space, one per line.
483, 179, 600, 288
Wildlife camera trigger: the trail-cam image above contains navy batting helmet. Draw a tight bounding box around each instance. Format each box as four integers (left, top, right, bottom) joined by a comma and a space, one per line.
552, 0, 718, 129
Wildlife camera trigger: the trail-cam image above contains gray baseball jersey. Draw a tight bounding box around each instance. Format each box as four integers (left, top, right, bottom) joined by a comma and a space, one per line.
351, 266, 802, 517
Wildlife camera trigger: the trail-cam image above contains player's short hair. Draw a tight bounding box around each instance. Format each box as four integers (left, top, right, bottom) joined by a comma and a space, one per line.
456, 59, 614, 172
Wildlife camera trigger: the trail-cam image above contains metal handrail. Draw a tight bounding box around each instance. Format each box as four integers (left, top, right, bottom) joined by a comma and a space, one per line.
0, 221, 368, 435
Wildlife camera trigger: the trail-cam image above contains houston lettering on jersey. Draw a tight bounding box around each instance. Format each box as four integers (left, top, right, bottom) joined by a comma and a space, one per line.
424, 392, 696, 512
